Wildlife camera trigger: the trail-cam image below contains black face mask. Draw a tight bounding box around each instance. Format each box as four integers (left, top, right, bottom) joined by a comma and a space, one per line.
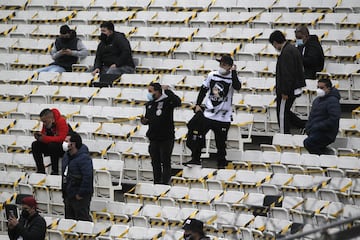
21, 209, 30, 219
99, 33, 107, 41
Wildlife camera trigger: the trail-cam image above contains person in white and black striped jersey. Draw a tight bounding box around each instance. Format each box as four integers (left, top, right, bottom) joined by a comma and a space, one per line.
269, 30, 306, 134
185, 54, 241, 169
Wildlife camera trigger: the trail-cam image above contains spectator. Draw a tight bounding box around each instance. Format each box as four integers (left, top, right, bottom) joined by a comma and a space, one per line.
295, 26, 325, 80
91, 21, 135, 76
140, 82, 181, 184
269, 30, 306, 134
62, 132, 93, 221
304, 79, 341, 155
185, 54, 241, 169
32, 108, 69, 175
37, 25, 88, 73
182, 218, 210, 240
8, 196, 46, 240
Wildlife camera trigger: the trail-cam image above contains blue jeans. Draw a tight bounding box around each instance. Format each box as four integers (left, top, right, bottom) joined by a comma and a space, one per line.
36, 65, 66, 73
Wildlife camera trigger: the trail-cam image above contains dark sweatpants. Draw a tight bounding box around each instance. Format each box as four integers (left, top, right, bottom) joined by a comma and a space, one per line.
191, 117, 230, 168
32, 141, 64, 174
303, 134, 334, 155
64, 196, 92, 221
276, 95, 305, 134
149, 139, 174, 185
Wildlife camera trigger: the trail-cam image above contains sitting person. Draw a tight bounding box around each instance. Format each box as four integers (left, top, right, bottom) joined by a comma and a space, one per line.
32, 108, 70, 175
91, 21, 135, 76
37, 25, 88, 73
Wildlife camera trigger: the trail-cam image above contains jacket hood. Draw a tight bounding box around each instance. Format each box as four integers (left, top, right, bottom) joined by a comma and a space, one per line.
51, 108, 62, 122
306, 35, 320, 45
75, 144, 89, 156
324, 87, 341, 100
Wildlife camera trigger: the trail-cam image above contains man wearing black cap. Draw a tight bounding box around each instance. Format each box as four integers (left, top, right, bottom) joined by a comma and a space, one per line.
183, 218, 210, 240
8, 196, 46, 240
185, 54, 241, 169
37, 24, 88, 72
91, 21, 135, 76
141, 82, 181, 184
61, 132, 93, 221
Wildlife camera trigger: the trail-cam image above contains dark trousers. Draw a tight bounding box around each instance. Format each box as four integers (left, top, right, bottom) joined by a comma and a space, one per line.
32, 141, 64, 174
64, 196, 92, 221
303, 134, 333, 155
149, 139, 174, 184
276, 95, 305, 134
191, 117, 230, 167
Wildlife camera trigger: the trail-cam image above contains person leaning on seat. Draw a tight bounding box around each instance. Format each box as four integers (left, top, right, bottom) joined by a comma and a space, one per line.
91, 21, 135, 76
36, 25, 88, 73
32, 108, 70, 175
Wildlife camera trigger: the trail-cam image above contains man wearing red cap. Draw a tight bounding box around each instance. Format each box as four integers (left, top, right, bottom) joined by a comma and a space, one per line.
7, 196, 46, 240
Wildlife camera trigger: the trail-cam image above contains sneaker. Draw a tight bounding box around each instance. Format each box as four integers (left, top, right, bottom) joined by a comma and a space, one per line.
184, 159, 201, 167
218, 160, 231, 169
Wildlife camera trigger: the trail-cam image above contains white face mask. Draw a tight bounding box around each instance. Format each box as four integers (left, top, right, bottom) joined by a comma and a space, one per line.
62, 141, 69, 152
316, 88, 326, 97
296, 39, 304, 47
218, 67, 228, 75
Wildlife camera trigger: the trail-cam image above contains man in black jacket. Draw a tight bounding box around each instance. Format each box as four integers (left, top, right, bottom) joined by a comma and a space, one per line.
269, 30, 306, 134
91, 21, 135, 76
141, 82, 181, 184
295, 26, 325, 79
8, 196, 46, 240
37, 25, 88, 72
304, 79, 341, 155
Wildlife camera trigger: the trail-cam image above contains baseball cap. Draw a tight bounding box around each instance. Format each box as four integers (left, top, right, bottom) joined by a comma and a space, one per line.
182, 218, 204, 234
60, 25, 71, 34
216, 54, 233, 66
21, 196, 37, 209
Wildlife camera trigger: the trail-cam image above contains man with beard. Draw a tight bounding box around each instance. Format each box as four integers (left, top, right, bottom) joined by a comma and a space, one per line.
37, 25, 88, 72
91, 21, 135, 75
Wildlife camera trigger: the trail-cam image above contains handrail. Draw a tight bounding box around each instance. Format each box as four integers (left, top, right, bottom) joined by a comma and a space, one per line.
279, 215, 360, 240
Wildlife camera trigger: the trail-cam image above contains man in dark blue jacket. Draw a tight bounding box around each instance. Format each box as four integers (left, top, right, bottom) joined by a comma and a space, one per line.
304, 79, 341, 155
61, 132, 93, 221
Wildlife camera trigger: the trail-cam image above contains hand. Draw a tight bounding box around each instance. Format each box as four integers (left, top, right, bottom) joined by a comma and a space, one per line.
281, 94, 288, 100
109, 64, 117, 68
34, 132, 42, 140
91, 68, 100, 76
7, 215, 18, 229
194, 105, 203, 113
140, 116, 149, 125
61, 49, 72, 55
75, 194, 83, 200
231, 64, 237, 71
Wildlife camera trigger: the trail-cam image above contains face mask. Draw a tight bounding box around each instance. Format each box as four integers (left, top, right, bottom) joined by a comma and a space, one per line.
147, 92, 155, 101
21, 209, 30, 219
99, 33, 107, 41
218, 67, 228, 75
316, 88, 326, 97
296, 39, 304, 47
62, 142, 69, 152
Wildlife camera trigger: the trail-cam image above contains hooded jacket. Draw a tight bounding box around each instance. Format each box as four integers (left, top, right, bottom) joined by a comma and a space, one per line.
8, 212, 46, 240
40, 108, 68, 144
94, 31, 135, 69
62, 144, 94, 199
276, 41, 305, 96
297, 35, 325, 79
305, 87, 341, 141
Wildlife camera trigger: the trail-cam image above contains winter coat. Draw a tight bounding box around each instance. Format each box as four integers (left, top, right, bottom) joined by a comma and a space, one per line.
8, 212, 46, 240
305, 87, 341, 142
40, 108, 69, 144
62, 144, 94, 199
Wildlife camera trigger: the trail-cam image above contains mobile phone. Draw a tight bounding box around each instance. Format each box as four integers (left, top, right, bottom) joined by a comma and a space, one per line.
5, 204, 18, 219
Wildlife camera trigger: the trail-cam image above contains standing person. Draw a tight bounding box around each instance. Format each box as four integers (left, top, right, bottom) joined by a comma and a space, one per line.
269, 30, 306, 134
91, 21, 135, 76
304, 79, 341, 155
295, 26, 325, 80
140, 82, 181, 184
32, 108, 69, 175
185, 54, 241, 169
36, 25, 88, 73
8, 196, 46, 240
182, 218, 210, 240
62, 132, 93, 221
